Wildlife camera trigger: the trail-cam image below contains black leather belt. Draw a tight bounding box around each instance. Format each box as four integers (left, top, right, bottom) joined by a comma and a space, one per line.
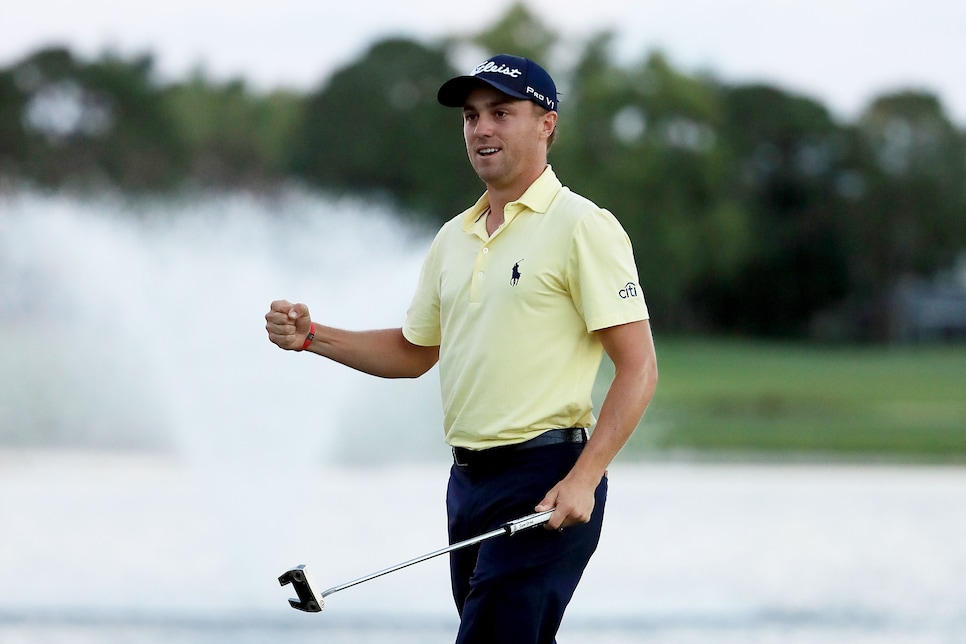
452, 428, 588, 468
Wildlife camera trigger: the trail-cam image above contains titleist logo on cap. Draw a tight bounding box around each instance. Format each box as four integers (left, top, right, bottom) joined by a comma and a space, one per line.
473, 61, 523, 78
437, 54, 558, 111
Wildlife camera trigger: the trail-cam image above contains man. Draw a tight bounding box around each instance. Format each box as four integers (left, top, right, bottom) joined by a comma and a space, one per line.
266, 54, 658, 643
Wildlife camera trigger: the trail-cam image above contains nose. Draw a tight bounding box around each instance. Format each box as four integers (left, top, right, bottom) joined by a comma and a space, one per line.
472, 113, 494, 138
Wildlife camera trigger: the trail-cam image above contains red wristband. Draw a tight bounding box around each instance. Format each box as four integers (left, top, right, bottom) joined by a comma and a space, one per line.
300, 323, 315, 351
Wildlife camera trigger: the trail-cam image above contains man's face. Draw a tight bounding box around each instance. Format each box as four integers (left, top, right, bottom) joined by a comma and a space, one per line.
461, 85, 556, 190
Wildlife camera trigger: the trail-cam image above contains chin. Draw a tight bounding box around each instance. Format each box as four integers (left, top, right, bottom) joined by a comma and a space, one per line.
471, 163, 506, 184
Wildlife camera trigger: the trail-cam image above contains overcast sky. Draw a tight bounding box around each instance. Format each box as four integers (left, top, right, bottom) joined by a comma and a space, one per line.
3, 0, 965, 124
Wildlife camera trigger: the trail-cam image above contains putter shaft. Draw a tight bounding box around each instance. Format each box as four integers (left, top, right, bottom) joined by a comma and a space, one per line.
280, 509, 554, 611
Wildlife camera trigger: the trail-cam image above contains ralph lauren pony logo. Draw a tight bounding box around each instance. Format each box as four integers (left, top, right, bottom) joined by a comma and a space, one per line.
510, 259, 524, 286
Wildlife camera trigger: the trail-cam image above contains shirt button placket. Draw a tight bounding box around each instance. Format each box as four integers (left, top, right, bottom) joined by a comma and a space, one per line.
470, 245, 488, 302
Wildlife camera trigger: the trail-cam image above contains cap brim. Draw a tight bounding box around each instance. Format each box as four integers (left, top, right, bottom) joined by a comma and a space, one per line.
437, 76, 530, 107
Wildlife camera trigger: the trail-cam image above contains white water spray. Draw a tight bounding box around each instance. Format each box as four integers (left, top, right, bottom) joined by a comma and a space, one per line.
0, 187, 446, 610
1, 187, 444, 453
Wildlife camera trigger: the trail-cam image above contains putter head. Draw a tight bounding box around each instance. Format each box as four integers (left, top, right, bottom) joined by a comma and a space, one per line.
278, 565, 324, 612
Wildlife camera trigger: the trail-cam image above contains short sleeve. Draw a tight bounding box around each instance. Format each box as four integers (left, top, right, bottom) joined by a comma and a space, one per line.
403, 233, 443, 346
568, 208, 649, 332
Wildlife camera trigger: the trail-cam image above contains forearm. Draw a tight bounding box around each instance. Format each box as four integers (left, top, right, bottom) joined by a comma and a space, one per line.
305, 326, 439, 379
570, 360, 657, 484
570, 320, 658, 485
535, 325, 657, 528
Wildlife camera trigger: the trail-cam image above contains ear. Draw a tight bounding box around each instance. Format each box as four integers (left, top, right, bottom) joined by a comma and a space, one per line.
539, 110, 557, 140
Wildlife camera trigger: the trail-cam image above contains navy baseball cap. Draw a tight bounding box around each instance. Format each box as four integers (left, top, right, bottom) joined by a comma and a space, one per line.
437, 54, 558, 112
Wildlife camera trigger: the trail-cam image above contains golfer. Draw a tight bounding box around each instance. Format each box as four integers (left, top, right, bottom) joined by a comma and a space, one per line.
266, 54, 658, 644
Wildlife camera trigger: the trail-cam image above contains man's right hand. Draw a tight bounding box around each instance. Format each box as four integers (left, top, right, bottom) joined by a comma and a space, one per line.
265, 300, 312, 351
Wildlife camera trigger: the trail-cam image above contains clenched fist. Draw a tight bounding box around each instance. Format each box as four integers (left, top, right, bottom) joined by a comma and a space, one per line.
265, 300, 313, 351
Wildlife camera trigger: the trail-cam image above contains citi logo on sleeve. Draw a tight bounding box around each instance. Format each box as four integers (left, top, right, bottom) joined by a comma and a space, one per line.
619, 282, 641, 299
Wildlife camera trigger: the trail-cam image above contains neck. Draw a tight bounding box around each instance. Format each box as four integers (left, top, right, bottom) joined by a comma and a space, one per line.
485, 163, 547, 227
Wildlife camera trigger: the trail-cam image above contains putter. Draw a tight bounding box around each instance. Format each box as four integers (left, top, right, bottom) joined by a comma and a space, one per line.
279, 509, 554, 612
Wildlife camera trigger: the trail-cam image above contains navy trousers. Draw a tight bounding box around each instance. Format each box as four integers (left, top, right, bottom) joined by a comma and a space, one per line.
446, 442, 607, 644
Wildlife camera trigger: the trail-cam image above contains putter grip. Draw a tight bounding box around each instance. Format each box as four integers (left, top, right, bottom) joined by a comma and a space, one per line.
503, 509, 554, 535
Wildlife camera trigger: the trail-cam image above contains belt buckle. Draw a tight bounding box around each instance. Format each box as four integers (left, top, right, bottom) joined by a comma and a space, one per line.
452, 447, 469, 467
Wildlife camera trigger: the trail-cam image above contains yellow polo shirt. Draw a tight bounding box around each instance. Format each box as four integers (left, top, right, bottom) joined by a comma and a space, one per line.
403, 166, 649, 449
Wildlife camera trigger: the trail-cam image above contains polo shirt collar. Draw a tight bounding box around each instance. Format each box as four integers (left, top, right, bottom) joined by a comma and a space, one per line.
460, 165, 562, 234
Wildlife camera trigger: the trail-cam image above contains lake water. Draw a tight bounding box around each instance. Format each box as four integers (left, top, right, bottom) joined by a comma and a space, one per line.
2, 189, 965, 642
2, 454, 965, 643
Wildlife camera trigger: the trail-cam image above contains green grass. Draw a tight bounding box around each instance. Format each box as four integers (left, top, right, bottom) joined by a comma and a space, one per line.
596, 337, 966, 462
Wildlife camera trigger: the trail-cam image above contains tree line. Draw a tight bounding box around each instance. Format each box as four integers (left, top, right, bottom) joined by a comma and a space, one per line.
1, 3, 964, 343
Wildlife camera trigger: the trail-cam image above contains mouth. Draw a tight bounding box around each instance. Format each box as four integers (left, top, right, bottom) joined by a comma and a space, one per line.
477, 147, 501, 157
